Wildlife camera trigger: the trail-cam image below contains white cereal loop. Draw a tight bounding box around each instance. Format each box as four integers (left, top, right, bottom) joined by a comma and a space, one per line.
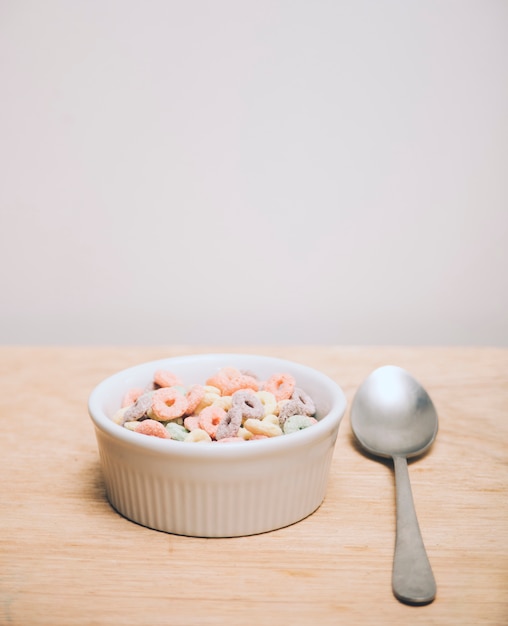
184, 428, 212, 443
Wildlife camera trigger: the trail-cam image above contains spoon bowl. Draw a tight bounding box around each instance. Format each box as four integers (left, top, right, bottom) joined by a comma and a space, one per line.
351, 365, 438, 605
351, 365, 438, 459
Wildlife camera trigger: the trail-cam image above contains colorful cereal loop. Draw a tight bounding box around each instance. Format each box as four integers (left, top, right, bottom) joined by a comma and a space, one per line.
153, 369, 183, 388
263, 373, 295, 401
151, 387, 189, 421
215, 406, 243, 440
206, 367, 259, 396
198, 405, 226, 438
135, 419, 170, 439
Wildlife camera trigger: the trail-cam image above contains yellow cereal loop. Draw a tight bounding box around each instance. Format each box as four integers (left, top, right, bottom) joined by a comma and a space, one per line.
256, 391, 277, 417
263, 413, 280, 426
184, 428, 212, 443
237, 426, 254, 440
112, 407, 129, 425
213, 395, 233, 412
244, 418, 283, 437
203, 385, 221, 394
194, 392, 221, 414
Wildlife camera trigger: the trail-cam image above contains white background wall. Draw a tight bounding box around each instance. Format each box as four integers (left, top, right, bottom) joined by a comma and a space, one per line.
1, 0, 507, 345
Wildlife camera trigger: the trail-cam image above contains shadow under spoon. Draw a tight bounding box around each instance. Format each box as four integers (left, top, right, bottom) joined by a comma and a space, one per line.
350, 365, 438, 605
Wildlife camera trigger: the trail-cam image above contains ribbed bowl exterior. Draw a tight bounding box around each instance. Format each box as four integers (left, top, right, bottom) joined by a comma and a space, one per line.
89, 353, 347, 537
95, 425, 338, 537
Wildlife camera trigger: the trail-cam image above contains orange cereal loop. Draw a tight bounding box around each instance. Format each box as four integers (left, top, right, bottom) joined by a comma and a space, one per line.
205, 367, 236, 392
153, 369, 183, 388
206, 367, 259, 396
183, 415, 200, 431
134, 419, 170, 439
237, 373, 260, 393
263, 373, 295, 401
151, 387, 188, 421
198, 405, 226, 439
184, 384, 205, 415
121, 387, 144, 408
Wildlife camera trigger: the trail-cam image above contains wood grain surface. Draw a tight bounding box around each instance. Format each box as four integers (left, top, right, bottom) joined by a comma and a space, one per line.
1, 346, 507, 626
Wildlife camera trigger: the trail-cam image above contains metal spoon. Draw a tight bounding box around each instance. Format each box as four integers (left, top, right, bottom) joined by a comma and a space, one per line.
350, 365, 438, 605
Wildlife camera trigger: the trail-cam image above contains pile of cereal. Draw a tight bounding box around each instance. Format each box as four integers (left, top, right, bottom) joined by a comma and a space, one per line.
113, 366, 318, 443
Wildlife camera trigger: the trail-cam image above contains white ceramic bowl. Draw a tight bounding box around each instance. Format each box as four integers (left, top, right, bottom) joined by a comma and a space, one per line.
88, 353, 347, 537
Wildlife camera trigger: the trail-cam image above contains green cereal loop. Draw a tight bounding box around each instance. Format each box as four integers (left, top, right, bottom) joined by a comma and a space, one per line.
283, 414, 316, 435
165, 422, 189, 441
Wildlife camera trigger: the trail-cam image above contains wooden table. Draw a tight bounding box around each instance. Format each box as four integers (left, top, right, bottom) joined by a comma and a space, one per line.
1, 347, 507, 625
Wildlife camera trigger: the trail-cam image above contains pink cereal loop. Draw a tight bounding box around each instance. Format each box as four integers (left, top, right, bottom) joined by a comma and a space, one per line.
134, 419, 170, 439
151, 387, 189, 420
206, 367, 259, 396
198, 405, 226, 439
121, 387, 144, 408
153, 369, 183, 388
184, 384, 205, 415
263, 373, 295, 401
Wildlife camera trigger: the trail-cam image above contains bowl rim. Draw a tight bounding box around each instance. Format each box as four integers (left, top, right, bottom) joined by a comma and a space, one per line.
88, 353, 347, 459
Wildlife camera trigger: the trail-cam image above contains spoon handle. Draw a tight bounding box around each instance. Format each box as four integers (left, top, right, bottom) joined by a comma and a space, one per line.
392, 455, 436, 605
